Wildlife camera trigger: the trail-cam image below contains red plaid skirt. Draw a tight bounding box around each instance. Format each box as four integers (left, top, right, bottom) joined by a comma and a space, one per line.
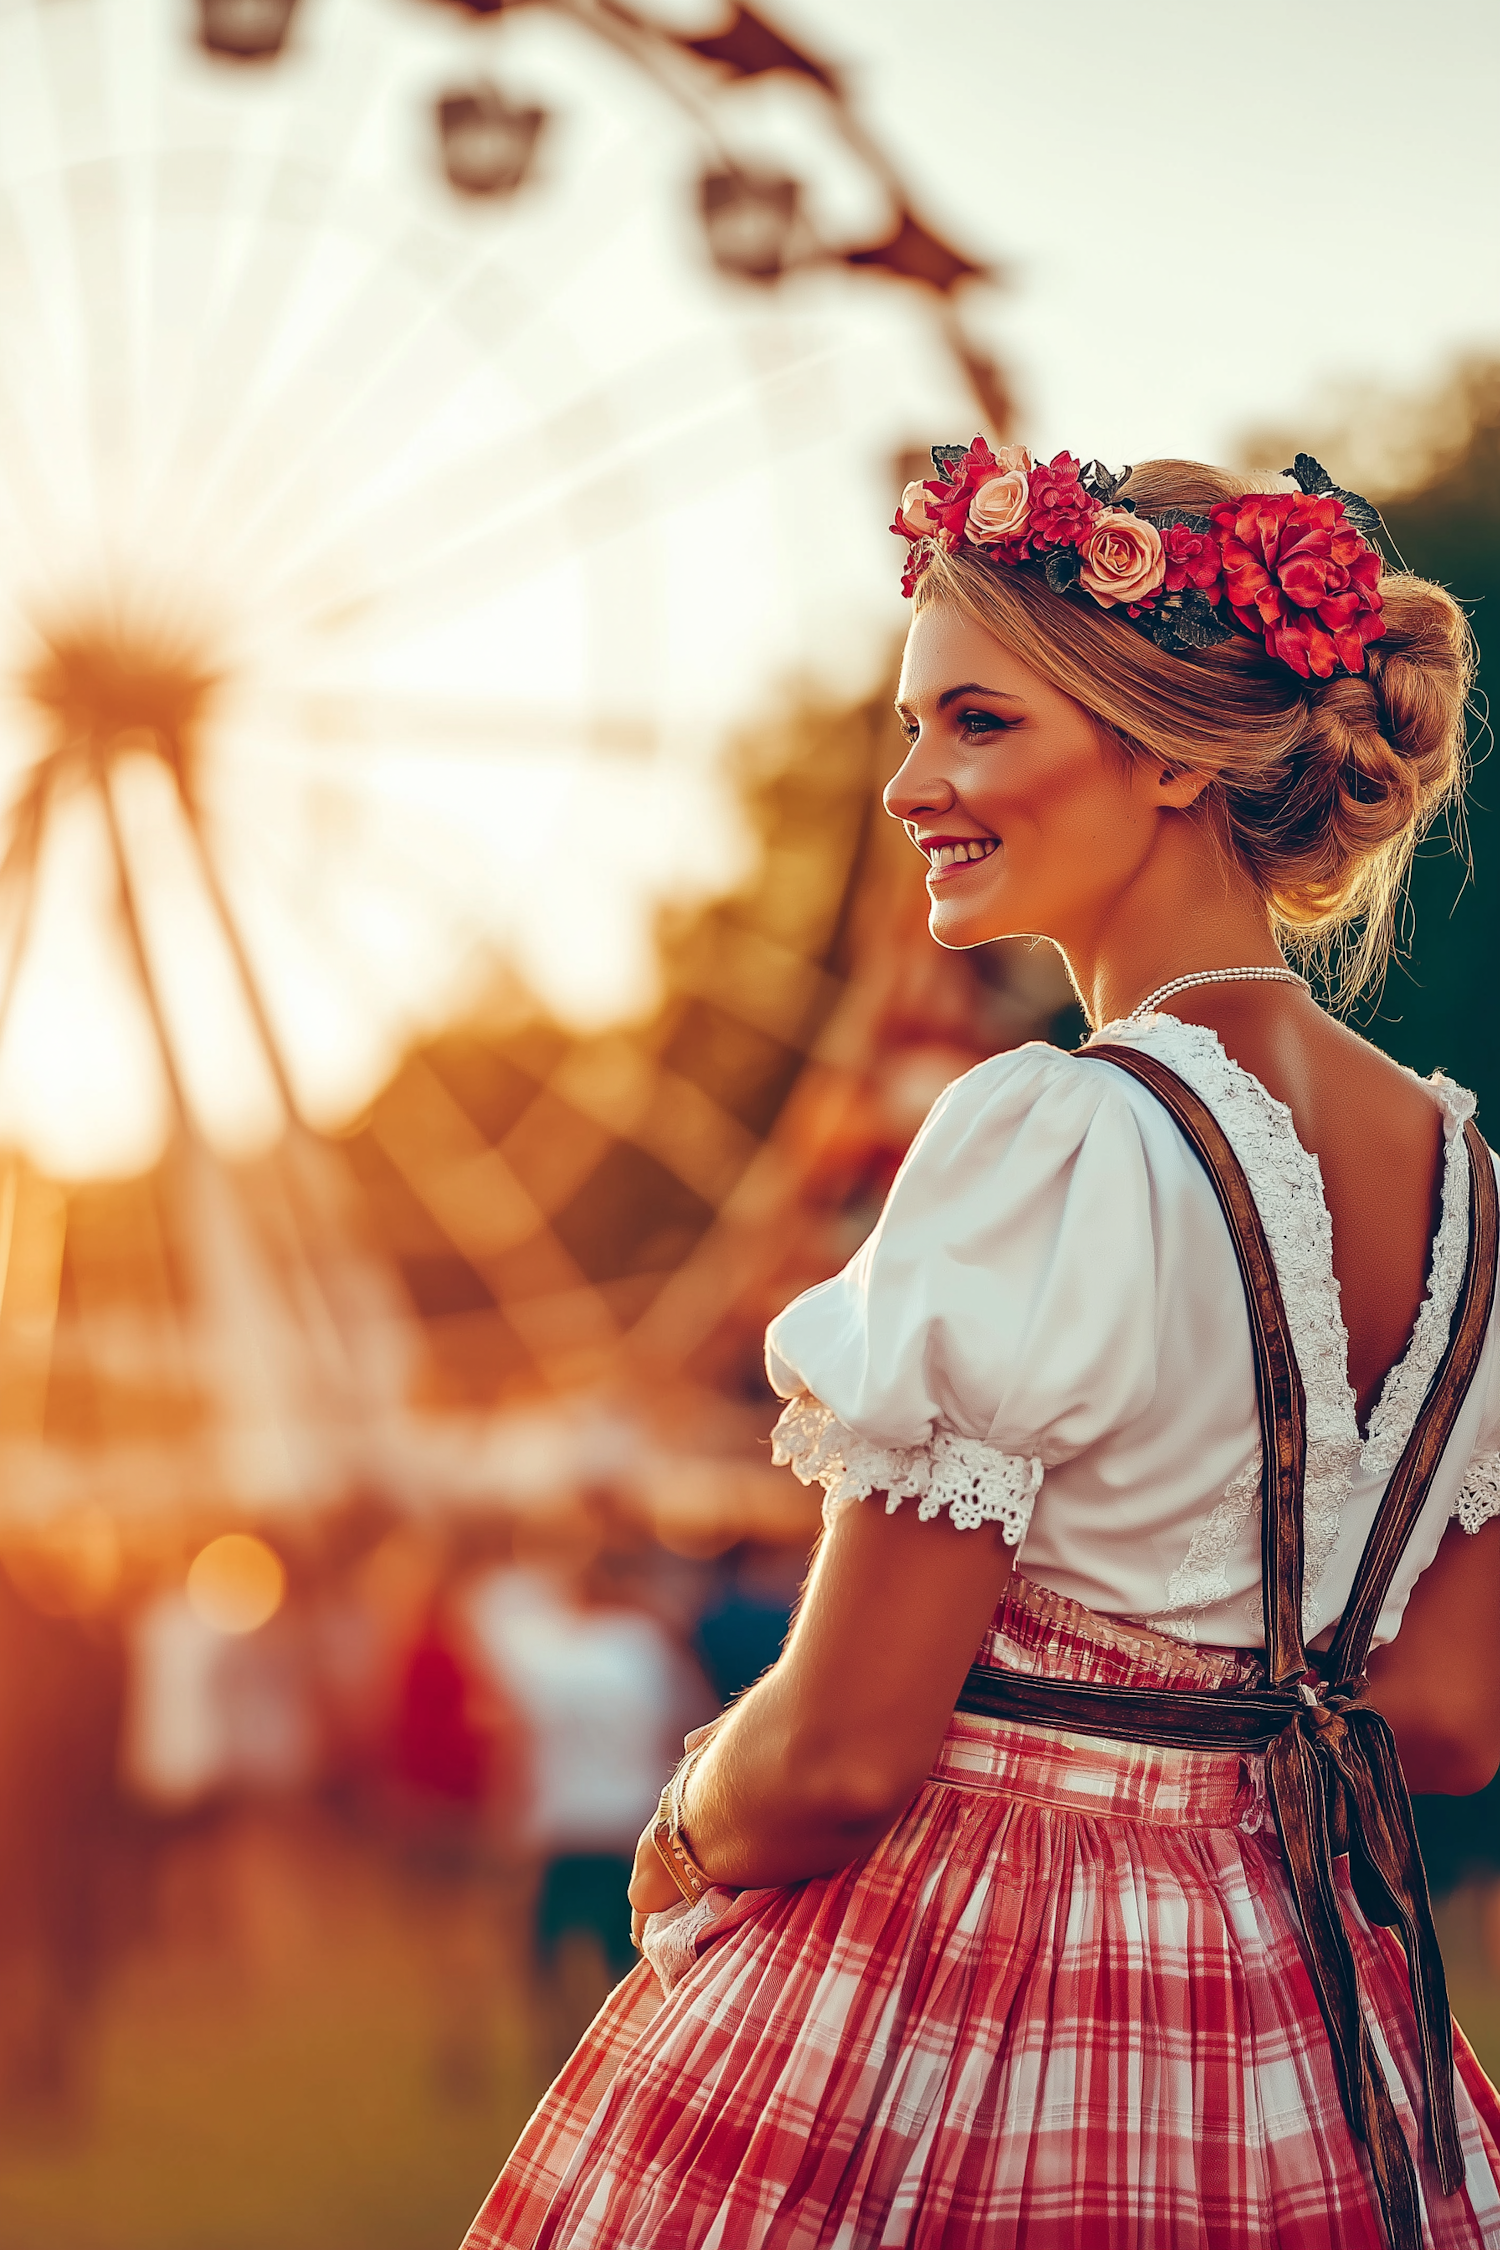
463, 1582, 1500, 2247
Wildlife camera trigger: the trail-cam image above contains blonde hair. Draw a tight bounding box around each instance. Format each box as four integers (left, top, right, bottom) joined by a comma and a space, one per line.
914, 457, 1476, 1000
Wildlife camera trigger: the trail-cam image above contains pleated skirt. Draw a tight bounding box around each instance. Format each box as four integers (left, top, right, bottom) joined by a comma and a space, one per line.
463, 1588, 1500, 2249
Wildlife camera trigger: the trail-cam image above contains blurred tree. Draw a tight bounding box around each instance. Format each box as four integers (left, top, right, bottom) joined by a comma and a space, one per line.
1362, 364, 1500, 1128
1373, 371, 1500, 1893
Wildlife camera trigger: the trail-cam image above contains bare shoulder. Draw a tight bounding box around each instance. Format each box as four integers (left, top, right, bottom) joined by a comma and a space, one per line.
1182, 988, 1447, 1168
1304, 1010, 1447, 1145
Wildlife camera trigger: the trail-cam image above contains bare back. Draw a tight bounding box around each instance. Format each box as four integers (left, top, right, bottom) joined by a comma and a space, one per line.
1172, 986, 1446, 1432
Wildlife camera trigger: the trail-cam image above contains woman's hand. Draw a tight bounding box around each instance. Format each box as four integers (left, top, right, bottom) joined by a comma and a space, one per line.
628, 1818, 682, 1952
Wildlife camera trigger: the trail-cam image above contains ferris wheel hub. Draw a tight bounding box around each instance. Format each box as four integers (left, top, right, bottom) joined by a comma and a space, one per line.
22, 629, 219, 777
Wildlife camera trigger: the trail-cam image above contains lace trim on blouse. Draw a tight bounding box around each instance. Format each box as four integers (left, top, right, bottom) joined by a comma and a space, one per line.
1094, 1019, 1475, 1637
1454, 1453, 1500, 1535
770, 1395, 1044, 1541
1141, 1457, 1262, 1645
1361, 1078, 1474, 1474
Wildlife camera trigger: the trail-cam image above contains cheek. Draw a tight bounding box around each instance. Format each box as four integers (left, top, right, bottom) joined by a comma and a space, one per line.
986, 743, 1138, 854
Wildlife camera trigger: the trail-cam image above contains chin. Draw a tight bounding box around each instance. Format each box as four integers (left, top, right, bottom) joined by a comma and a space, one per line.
928, 905, 1001, 951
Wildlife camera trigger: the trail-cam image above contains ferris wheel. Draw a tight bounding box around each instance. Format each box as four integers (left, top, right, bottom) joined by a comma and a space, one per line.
0, 0, 1009, 1532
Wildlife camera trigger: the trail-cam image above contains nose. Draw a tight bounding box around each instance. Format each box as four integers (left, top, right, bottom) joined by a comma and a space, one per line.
883, 732, 956, 825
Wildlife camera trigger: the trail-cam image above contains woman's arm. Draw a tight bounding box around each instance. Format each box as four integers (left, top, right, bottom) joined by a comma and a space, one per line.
1365, 1514, 1500, 1795
630, 1498, 1016, 1920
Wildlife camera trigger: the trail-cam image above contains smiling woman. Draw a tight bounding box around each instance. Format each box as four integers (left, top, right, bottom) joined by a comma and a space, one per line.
464, 447, 1500, 2250
889, 617, 1216, 980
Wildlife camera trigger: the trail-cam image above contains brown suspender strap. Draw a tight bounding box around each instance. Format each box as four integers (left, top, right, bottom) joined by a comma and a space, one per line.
1327, 1119, 1500, 1687
1257, 1118, 1499, 2245
1086, 1045, 1311, 1685
955, 1058, 1500, 2250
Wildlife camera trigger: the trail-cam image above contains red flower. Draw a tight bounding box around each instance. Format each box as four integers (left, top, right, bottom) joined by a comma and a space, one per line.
1209, 492, 1384, 678
1160, 520, 1223, 605
893, 528, 931, 598
1022, 452, 1098, 554
920, 435, 1004, 545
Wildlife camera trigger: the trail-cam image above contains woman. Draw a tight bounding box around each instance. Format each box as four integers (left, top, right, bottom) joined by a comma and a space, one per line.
465, 443, 1500, 2248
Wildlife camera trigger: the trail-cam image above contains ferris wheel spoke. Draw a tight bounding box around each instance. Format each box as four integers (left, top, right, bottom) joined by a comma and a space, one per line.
280, 693, 660, 758
0, 29, 116, 585
153, 21, 641, 563
239, 313, 838, 634
162, 140, 655, 602
64, 160, 153, 571
137, 24, 399, 557
0, 204, 91, 571
31, 0, 145, 594
194, 773, 495, 1087
0, 784, 47, 1068
273, 330, 850, 650
95, 765, 193, 1129
130, 148, 255, 536
173, 214, 632, 605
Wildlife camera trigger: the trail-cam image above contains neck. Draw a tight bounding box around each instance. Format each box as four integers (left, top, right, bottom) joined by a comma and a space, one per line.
1062, 822, 1284, 1031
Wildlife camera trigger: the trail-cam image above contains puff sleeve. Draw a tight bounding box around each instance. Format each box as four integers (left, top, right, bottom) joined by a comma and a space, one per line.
765, 1043, 1162, 1540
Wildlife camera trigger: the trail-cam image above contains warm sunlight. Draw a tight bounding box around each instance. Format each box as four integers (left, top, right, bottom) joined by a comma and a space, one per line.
0, 0, 954, 1179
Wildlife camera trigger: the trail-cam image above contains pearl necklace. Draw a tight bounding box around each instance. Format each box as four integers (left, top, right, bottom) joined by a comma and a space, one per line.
1127, 965, 1309, 1021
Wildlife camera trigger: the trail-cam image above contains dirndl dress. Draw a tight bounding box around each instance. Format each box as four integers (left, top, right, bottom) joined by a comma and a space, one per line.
463, 1038, 1500, 2249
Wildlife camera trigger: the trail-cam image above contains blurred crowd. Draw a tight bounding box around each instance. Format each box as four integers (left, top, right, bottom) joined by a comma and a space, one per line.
0, 1504, 807, 2131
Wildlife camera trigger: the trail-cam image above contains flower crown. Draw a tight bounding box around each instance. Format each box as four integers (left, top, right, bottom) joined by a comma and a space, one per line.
891, 439, 1388, 681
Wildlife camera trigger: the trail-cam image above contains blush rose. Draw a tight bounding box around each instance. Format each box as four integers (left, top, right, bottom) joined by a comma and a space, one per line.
1077, 509, 1166, 607
966, 468, 1031, 545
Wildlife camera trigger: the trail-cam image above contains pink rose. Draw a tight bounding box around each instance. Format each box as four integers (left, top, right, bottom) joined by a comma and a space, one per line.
899, 480, 937, 535
966, 469, 1030, 545
992, 444, 1034, 473
1077, 509, 1166, 607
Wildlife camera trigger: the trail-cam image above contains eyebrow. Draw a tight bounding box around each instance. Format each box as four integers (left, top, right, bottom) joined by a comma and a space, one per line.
893, 682, 1028, 715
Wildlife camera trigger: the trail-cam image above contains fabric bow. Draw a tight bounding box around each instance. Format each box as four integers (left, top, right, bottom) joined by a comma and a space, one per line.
1264, 1684, 1463, 2248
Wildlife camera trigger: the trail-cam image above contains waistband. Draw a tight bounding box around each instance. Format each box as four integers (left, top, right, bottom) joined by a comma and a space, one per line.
931, 1704, 1265, 1831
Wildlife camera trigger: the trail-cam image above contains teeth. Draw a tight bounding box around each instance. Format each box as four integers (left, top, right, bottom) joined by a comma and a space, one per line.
929, 840, 997, 869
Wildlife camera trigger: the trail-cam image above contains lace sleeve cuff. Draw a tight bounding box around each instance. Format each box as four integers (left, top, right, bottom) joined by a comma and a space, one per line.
1453, 1452, 1500, 1535
770, 1396, 1043, 1543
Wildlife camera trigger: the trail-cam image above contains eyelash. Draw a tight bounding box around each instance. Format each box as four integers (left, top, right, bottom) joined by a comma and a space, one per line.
900, 709, 1014, 744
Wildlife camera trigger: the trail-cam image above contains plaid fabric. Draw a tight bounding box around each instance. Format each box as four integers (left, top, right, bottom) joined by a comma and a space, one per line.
464, 1581, 1500, 2248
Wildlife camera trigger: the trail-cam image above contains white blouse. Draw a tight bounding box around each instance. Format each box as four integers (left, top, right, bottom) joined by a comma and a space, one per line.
766, 1013, 1500, 1653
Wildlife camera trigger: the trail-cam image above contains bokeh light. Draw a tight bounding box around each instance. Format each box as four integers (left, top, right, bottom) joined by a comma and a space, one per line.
184, 1532, 287, 1636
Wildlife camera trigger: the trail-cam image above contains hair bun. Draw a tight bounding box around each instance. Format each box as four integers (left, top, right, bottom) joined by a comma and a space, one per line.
1266, 573, 1471, 935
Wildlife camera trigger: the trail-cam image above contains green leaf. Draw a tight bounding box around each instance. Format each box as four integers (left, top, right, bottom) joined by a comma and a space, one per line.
1044, 547, 1082, 593
1283, 452, 1387, 545
1285, 452, 1334, 496
930, 444, 969, 483
1082, 460, 1131, 506
1155, 590, 1235, 650
1329, 486, 1385, 540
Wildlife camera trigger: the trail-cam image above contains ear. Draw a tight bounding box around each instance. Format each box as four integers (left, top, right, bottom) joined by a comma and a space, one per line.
1151, 759, 1212, 811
